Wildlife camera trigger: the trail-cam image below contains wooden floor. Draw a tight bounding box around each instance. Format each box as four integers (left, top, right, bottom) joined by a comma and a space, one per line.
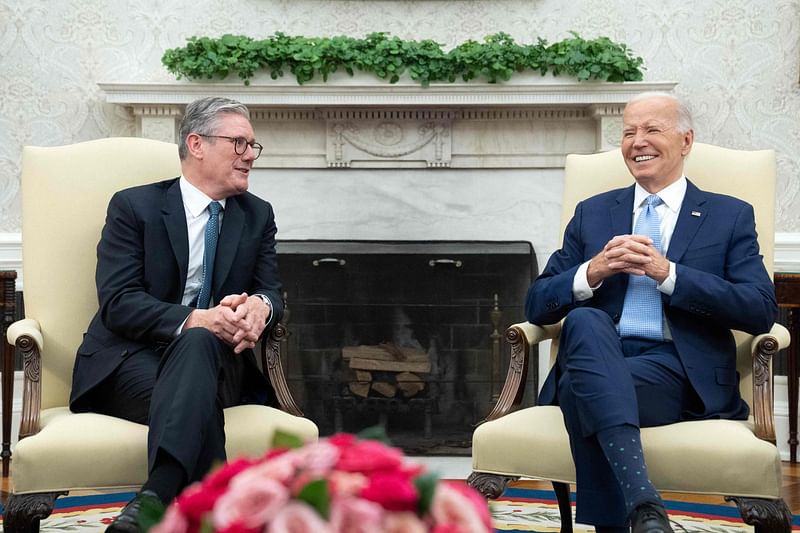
2, 461, 800, 512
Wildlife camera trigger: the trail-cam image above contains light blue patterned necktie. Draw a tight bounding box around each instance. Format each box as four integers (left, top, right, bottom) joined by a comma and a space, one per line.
196, 201, 222, 309
618, 194, 664, 340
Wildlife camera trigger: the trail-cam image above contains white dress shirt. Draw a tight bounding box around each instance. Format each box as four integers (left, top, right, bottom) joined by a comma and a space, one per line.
180, 176, 226, 307
572, 177, 688, 339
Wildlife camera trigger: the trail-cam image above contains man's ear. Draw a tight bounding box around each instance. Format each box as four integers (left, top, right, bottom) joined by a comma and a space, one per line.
185, 133, 204, 159
681, 128, 694, 157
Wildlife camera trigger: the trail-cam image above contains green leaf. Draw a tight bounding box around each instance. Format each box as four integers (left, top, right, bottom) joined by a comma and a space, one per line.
414, 472, 439, 516
271, 430, 304, 449
296, 478, 331, 519
138, 494, 166, 532
356, 424, 392, 444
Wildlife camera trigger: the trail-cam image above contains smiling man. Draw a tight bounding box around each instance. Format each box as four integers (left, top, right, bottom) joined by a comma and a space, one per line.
68, 97, 283, 533
526, 92, 776, 533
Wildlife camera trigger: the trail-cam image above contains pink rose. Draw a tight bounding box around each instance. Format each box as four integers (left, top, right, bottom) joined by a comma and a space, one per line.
332, 437, 405, 474
360, 471, 419, 512
176, 482, 226, 523
329, 496, 384, 533
213, 476, 290, 530
430, 481, 492, 533
267, 501, 331, 533
328, 471, 368, 498
384, 511, 428, 533
150, 503, 189, 533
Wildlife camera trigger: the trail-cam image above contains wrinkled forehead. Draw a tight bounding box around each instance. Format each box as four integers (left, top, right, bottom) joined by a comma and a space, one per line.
623, 97, 678, 127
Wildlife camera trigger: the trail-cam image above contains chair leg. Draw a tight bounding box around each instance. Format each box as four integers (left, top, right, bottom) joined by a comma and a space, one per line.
467, 471, 518, 499
3, 492, 67, 533
552, 481, 573, 533
725, 496, 792, 533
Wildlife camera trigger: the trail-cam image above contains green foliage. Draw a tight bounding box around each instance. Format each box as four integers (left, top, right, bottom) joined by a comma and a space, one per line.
297, 478, 331, 519
414, 471, 439, 516
271, 428, 305, 449
162, 32, 644, 86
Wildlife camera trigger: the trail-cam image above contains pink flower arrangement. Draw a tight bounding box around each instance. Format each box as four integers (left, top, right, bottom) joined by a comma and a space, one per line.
147, 433, 492, 533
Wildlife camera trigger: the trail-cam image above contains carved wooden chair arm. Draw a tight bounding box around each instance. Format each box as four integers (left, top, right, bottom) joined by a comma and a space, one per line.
482, 321, 562, 423
6, 318, 44, 440
261, 323, 304, 417
750, 322, 790, 443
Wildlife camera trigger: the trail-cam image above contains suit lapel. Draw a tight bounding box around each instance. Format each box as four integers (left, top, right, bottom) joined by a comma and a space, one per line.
666, 179, 707, 262
162, 180, 189, 293
214, 196, 244, 296
610, 185, 635, 238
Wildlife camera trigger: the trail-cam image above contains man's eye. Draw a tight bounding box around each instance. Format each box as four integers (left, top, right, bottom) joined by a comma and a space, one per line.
647, 128, 662, 135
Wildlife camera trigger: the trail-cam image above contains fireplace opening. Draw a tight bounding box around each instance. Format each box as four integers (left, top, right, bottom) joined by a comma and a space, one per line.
273, 240, 538, 454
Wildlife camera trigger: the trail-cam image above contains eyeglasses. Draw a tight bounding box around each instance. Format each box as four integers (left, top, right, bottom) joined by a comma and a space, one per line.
198, 134, 263, 159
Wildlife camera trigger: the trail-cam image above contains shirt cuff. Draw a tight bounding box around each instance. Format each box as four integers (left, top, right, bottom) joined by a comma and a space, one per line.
657, 261, 677, 295
573, 261, 601, 302
254, 293, 274, 327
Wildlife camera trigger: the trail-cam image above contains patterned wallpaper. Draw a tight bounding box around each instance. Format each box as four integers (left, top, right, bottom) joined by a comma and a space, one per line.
1, 0, 799, 233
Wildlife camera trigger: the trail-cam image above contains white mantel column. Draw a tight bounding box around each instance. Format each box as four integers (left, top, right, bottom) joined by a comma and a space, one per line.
589, 104, 625, 151
133, 105, 183, 143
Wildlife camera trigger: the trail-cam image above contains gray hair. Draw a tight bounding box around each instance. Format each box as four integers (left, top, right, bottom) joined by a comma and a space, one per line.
627, 91, 694, 134
178, 97, 251, 159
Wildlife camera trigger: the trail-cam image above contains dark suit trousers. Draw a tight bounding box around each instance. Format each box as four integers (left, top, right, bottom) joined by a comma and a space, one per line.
550, 308, 691, 526
91, 328, 244, 484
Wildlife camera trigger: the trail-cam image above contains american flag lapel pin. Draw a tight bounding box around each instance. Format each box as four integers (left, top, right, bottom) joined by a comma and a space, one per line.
691, 211, 701, 217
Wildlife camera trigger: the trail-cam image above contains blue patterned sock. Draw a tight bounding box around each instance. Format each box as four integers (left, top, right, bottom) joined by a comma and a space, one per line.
597, 424, 662, 517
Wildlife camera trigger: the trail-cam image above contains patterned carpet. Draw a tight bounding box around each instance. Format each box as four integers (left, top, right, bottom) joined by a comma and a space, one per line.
0, 488, 798, 532
492, 487, 800, 532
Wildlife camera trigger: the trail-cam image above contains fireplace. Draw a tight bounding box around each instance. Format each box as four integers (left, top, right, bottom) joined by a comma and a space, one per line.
272, 240, 536, 454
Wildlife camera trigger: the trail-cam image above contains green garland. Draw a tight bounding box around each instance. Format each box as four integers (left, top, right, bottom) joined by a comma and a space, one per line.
162, 32, 644, 86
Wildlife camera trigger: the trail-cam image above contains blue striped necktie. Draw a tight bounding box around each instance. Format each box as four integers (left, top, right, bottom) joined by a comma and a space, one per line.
618, 194, 664, 340
196, 201, 222, 309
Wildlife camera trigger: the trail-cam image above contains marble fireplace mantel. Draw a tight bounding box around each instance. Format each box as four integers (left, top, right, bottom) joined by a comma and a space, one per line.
99, 79, 676, 169
99, 78, 677, 271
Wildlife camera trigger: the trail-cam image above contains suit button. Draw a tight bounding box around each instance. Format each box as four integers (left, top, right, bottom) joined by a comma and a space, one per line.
121, 350, 128, 357
612, 313, 620, 321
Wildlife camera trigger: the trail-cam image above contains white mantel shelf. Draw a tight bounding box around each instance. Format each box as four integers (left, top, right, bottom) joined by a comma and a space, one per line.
100, 78, 676, 168
99, 79, 676, 108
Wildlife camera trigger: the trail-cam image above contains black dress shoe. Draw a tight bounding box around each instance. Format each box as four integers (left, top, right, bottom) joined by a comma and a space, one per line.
630, 502, 674, 533
106, 490, 161, 533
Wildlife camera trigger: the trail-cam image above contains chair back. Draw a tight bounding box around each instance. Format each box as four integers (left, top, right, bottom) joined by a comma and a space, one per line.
20, 138, 181, 409
557, 142, 777, 407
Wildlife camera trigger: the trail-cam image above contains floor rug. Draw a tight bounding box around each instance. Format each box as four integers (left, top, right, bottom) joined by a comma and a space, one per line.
492, 487, 800, 532
0, 489, 797, 532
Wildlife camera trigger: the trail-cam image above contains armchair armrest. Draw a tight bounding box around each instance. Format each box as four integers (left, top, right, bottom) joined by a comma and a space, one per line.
750, 323, 789, 444
261, 323, 304, 417
7, 318, 43, 351
7, 318, 44, 439
481, 321, 561, 423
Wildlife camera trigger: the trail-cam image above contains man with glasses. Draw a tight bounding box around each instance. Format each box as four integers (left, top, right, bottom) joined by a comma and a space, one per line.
69, 96, 281, 533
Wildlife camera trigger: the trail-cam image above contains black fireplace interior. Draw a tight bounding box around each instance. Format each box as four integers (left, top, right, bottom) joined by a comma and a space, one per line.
273, 240, 538, 454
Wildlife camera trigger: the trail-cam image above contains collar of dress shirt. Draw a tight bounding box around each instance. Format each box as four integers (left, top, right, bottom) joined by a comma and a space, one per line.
179, 176, 227, 218
632, 175, 687, 215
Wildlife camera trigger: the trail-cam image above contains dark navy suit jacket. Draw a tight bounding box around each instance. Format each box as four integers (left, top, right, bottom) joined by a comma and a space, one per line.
69, 177, 284, 411
528, 179, 777, 419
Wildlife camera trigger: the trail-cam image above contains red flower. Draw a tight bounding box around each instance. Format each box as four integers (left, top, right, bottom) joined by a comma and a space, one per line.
333, 438, 405, 474
360, 471, 419, 512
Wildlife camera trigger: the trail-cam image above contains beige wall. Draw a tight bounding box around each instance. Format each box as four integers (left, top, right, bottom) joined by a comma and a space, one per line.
1, 0, 799, 233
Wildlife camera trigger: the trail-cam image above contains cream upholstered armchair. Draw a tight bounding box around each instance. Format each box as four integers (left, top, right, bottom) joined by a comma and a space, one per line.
469, 143, 792, 532
4, 138, 318, 532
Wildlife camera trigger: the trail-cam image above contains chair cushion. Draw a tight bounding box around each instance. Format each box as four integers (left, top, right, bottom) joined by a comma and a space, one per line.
471, 406, 782, 499
11, 406, 318, 494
